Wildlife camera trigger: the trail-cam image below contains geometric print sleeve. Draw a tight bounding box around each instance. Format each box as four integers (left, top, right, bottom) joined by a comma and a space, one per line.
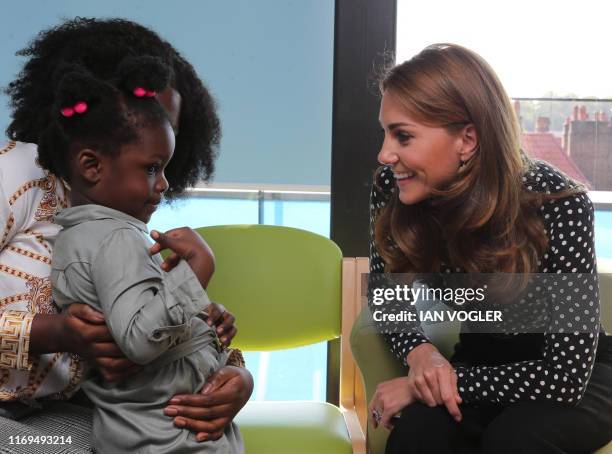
368, 166, 431, 366
1, 141, 81, 401
455, 192, 600, 405
0, 311, 34, 371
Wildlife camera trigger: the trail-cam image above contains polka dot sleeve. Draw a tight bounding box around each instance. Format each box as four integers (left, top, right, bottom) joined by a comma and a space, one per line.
368, 167, 431, 365
455, 192, 600, 405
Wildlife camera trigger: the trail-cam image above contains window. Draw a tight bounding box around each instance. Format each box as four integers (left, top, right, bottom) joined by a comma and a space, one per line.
150, 190, 331, 401
396, 0, 611, 257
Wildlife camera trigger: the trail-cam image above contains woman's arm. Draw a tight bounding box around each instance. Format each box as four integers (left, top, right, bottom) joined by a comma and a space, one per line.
368, 167, 432, 364
367, 168, 463, 421
1, 178, 65, 370
29, 305, 104, 354
203, 303, 237, 347
30, 304, 140, 381
0, 180, 34, 371
1, 162, 134, 381
455, 193, 599, 405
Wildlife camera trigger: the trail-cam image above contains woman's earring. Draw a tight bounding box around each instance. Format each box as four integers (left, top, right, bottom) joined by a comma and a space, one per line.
458, 160, 466, 169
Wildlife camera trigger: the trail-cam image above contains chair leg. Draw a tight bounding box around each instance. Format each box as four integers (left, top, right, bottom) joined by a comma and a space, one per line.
342, 408, 367, 454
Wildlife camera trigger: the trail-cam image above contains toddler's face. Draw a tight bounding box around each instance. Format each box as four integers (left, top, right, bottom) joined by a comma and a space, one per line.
100, 122, 175, 223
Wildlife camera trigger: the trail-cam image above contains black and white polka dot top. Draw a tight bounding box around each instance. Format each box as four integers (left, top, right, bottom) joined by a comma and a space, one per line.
369, 161, 605, 405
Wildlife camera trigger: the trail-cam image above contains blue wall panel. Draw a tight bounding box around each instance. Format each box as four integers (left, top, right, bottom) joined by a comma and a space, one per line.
0, 1, 334, 186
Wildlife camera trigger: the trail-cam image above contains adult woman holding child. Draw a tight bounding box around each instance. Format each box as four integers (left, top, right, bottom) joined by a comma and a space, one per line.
368, 43, 612, 453
1, 18, 251, 450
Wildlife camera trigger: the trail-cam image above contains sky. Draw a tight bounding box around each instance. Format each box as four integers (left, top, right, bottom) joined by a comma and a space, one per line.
397, 0, 611, 99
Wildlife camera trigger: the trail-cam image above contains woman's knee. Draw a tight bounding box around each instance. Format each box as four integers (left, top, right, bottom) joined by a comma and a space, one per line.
480, 403, 589, 454
481, 423, 539, 454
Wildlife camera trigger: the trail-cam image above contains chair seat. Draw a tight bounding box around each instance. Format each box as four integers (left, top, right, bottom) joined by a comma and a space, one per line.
235, 401, 352, 454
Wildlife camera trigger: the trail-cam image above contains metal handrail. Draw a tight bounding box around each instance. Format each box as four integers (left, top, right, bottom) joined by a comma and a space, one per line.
512, 97, 612, 103
180, 186, 612, 210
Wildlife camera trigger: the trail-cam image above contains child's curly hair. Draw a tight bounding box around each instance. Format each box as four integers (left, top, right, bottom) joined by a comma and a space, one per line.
37, 56, 171, 182
5, 18, 220, 199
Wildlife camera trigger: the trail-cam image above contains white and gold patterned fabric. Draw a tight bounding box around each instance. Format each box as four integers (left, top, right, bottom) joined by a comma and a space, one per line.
0, 141, 83, 403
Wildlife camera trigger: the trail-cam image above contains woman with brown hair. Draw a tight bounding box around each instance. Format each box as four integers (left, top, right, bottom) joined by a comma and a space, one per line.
367, 43, 612, 453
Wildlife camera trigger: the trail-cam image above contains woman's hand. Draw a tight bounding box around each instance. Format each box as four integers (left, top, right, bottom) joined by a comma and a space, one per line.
149, 228, 215, 288
405, 343, 462, 422
369, 376, 417, 430
58, 303, 140, 381
205, 303, 237, 347
164, 366, 253, 442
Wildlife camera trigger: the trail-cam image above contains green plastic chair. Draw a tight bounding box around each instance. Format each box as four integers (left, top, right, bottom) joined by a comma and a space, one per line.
197, 225, 366, 454
350, 258, 612, 454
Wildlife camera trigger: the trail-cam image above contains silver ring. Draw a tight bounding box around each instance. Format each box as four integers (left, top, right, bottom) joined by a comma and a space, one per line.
372, 408, 382, 424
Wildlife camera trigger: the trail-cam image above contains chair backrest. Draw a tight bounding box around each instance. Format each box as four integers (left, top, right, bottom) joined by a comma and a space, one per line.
197, 225, 343, 351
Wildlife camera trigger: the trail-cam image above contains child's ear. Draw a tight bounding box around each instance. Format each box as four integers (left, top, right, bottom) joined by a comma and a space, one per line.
75, 149, 104, 184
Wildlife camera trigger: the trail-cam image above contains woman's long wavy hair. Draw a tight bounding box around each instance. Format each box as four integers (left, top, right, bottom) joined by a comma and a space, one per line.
375, 43, 582, 274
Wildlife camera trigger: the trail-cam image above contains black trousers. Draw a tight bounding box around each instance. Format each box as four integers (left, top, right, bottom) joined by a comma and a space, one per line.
386, 346, 612, 454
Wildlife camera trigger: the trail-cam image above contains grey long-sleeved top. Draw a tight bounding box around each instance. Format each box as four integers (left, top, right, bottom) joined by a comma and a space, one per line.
51, 204, 209, 363
49, 205, 243, 453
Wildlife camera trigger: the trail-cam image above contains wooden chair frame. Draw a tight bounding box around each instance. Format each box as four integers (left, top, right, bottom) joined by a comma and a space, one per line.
340, 257, 369, 454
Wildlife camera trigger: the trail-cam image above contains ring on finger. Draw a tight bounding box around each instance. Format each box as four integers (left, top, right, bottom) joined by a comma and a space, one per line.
372, 408, 382, 424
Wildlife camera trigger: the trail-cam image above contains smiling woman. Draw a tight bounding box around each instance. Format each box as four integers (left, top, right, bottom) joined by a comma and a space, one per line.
375, 44, 537, 276
367, 43, 612, 454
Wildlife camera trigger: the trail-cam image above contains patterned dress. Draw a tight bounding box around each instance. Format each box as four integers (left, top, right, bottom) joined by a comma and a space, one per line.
0, 141, 83, 404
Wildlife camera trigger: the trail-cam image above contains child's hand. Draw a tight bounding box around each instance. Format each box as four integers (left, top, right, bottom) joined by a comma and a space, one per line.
149, 228, 215, 288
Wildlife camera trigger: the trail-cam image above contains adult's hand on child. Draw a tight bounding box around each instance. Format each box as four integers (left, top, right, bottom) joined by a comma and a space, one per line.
205, 303, 237, 347
405, 343, 462, 422
164, 366, 253, 442
60, 303, 141, 381
149, 228, 215, 287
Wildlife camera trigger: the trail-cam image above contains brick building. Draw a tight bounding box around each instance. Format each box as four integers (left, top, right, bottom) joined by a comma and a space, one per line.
516, 102, 612, 190
562, 106, 612, 190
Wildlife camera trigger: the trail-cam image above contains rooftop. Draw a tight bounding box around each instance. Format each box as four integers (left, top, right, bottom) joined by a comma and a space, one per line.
521, 132, 590, 187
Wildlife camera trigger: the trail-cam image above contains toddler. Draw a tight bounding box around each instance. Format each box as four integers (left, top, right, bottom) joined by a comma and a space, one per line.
40, 57, 243, 453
